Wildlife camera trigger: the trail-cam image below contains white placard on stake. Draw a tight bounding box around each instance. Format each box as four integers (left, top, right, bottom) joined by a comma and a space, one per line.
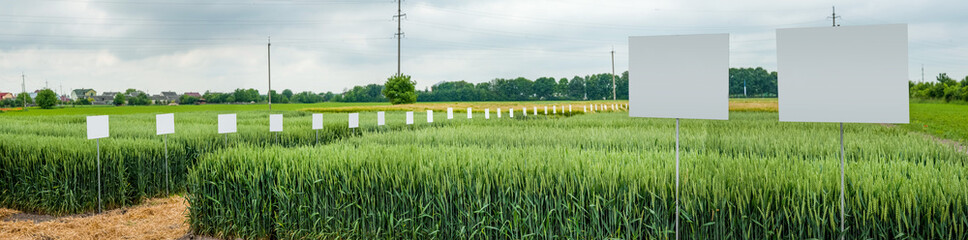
522, 107, 527, 116
777, 24, 908, 123
348, 113, 359, 128
377, 111, 385, 126
467, 108, 473, 118
485, 108, 490, 119
569, 105, 572, 113
509, 108, 514, 118
497, 108, 502, 118
269, 114, 283, 132
427, 110, 434, 123
553, 105, 557, 114
156, 113, 174, 135
406, 111, 414, 125
533, 106, 537, 115
544, 106, 548, 114
584, 105, 587, 112
218, 114, 237, 134
629, 33, 729, 120
312, 113, 324, 130
87, 115, 109, 139
447, 108, 453, 119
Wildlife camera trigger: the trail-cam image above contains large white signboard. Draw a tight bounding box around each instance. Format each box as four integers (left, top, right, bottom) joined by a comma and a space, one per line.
377, 111, 385, 126
312, 113, 323, 130
629, 33, 729, 120
87, 115, 109, 139
348, 113, 359, 128
406, 111, 414, 125
156, 113, 174, 135
777, 24, 909, 123
218, 114, 237, 134
269, 114, 283, 132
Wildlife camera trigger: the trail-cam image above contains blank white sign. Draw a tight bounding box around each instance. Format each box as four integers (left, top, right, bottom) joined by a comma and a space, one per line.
427, 110, 434, 123
553, 105, 557, 114
406, 111, 414, 125
312, 113, 323, 130
522, 107, 527, 116
156, 113, 174, 135
544, 106, 548, 114
447, 108, 453, 119
584, 105, 587, 112
348, 113, 359, 128
467, 108, 472, 118
87, 115, 109, 139
509, 108, 514, 118
377, 111, 385, 126
533, 106, 537, 115
629, 33, 729, 120
569, 105, 572, 112
218, 114, 237, 134
270, 114, 283, 132
777, 24, 909, 123
497, 108, 502, 118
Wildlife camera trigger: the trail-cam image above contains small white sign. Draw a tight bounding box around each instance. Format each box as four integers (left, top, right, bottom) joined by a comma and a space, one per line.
377, 111, 385, 126
348, 113, 359, 128
497, 108, 502, 118
584, 105, 587, 112
87, 115, 109, 139
553, 105, 557, 114
509, 108, 514, 118
569, 105, 572, 113
544, 106, 548, 115
312, 113, 323, 130
533, 106, 537, 115
447, 108, 453, 119
427, 110, 434, 123
156, 113, 174, 135
269, 114, 283, 132
218, 114, 237, 134
406, 111, 414, 125
523, 107, 527, 116
467, 107, 473, 118
485, 108, 490, 119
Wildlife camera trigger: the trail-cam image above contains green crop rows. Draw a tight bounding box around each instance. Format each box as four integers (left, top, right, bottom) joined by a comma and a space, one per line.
2, 104, 967, 239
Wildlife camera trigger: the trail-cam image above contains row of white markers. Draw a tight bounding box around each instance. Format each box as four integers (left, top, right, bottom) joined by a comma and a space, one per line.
85, 104, 627, 139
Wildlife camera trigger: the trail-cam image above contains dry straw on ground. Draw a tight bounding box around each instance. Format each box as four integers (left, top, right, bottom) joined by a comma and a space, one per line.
0, 196, 189, 240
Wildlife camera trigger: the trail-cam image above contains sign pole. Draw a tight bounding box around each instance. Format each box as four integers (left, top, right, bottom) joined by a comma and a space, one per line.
675, 118, 680, 240
315, 130, 319, 145
97, 138, 102, 213
840, 122, 846, 239
164, 134, 169, 196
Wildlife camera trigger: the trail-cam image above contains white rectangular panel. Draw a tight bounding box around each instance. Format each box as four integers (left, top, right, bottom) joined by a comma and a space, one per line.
629, 33, 729, 120
447, 108, 453, 119
377, 111, 385, 126
427, 110, 434, 123
312, 113, 323, 130
87, 115, 109, 139
485, 108, 490, 119
467, 108, 473, 118
777, 24, 908, 123
348, 113, 359, 128
269, 114, 283, 132
406, 111, 414, 125
156, 113, 174, 135
218, 114, 236, 134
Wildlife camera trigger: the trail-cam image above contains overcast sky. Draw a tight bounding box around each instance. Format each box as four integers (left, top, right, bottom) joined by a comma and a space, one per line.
0, 0, 965, 95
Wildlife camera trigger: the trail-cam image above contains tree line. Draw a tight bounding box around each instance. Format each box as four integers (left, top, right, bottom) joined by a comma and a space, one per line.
910, 73, 968, 102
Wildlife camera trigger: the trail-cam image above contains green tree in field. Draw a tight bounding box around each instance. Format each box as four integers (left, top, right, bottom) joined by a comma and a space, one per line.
282, 89, 294, 100
35, 89, 57, 109
179, 94, 199, 105
128, 92, 151, 105
383, 73, 416, 104
113, 93, 126, 106
533, 77, 556, 100
15, 92, 32, 105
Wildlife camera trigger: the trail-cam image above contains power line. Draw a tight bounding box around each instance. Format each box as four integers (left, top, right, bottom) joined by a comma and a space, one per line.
827, 6, 841, 27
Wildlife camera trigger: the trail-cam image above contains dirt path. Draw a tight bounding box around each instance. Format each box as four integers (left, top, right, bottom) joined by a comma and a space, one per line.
0, 196, 190, 240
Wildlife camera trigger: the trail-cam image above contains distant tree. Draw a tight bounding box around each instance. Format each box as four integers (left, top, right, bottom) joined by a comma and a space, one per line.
937, 73, 956, 86
568, 76, 585, 100
269, 90, 289, 103
36, 89, 58, 109
533, 77, 556, 100
383, 73, 416, 104
555, 78, 569, 99
15, 92, 33, 105
77, 98, 92, 105
129, 92, 151, 105
113, 93, 126, 106
179, 94, 199, 104
282, 89, 294, 100
124, 88, 139, 95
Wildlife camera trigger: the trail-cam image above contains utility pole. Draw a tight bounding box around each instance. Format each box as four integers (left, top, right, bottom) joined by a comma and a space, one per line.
611, 47, 616, 100
828, 6, 841, 27
21, 72, 27, 111
394, 0, 406, 75
921, 64, 924, 82
268, 36, 271, 111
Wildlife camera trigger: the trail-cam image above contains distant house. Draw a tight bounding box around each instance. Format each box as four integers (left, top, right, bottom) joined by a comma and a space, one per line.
0, 92, 13, 100
59, 95, 71, 102
71, 89, 97, 100
93, 92, 118, 105
183, 92, 202, 98
162, 91, 178, 99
